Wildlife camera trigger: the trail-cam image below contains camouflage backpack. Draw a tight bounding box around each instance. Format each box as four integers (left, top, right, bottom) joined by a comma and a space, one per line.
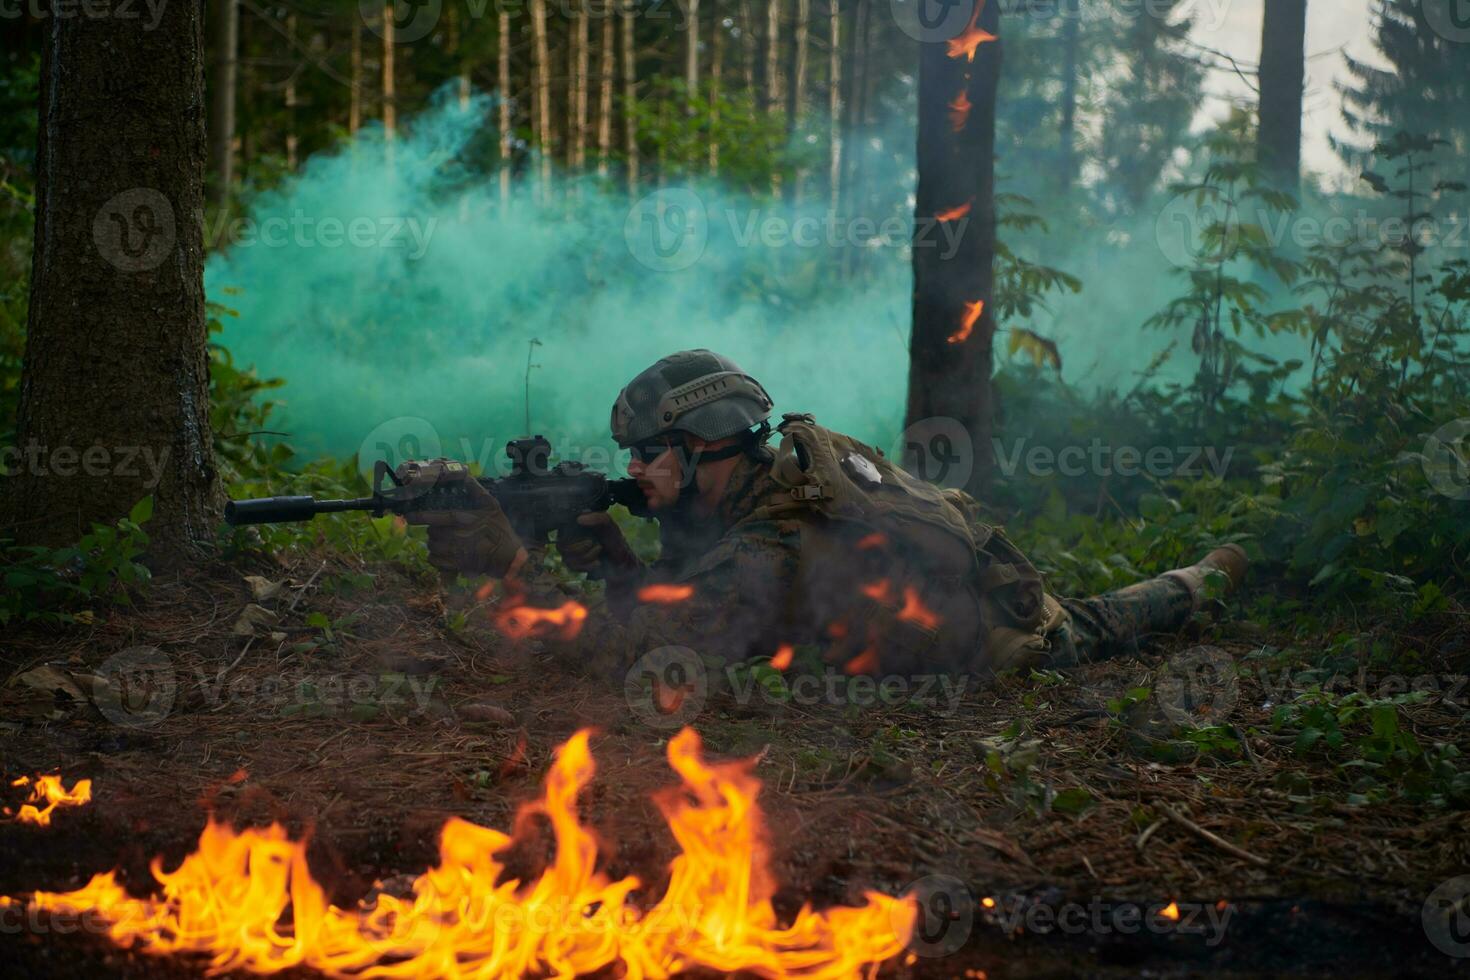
745, 413, 1065, 673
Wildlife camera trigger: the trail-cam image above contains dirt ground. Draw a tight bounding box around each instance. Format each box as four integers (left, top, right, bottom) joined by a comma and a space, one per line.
1, 551, 1466, 978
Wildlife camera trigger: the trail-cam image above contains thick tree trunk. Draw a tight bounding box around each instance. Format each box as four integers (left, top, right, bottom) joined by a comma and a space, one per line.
709, 2, 723, 172
1257, 0, 1307, 186
621, 3, 638, 193
8, 0, 221, 558
208, 0, 238, 210
785, 0, 810, 202
382, 4, 396, 142
684, 0, 700, 101
570, 1, 588, 170
906, 0, 1001, 496
598, 12, 615, 177
284, 13, 298, 170
765, 0, 782, 117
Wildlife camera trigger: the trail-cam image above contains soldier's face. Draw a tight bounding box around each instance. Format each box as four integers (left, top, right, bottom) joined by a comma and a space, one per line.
628, 442, 684, 510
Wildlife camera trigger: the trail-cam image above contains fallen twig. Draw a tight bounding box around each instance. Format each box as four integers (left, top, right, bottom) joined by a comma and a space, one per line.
1156, 802, 1271, 867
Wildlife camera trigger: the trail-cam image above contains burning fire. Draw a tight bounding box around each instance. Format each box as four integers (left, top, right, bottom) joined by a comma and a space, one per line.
859, 579, 893, 604
769, 645, 795, 671
946, 0, 997, 63
5, 729, 913, 978
843, 649, 880, 676
5, 774, 92, 826
948, 300, 985, 344
948, 90, 972, 131
897, 588, 942, 631
637, 583, 696, 604
495, 599, 588, 641
935, 200, 972, 223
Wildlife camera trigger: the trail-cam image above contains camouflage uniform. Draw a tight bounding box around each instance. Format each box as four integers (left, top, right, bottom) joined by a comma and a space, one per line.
573, 450, 1198, 679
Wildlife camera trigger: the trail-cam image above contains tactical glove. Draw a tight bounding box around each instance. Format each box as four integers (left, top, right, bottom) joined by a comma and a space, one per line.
557, 512, 640, 579
407, 474, 527, 578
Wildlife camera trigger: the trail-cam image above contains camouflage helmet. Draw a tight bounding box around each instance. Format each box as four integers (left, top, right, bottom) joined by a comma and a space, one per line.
611, 350, 774, 448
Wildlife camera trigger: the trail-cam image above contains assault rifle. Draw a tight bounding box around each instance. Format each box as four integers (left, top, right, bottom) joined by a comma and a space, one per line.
224, 436, 644, 541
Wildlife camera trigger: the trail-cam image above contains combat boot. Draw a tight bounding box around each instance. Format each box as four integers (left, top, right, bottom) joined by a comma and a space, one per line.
1161, 544, 1249, 611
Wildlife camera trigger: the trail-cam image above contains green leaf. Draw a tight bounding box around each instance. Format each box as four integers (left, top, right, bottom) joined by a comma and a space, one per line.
129, 496, 154, 525
1052, 788, 1095, 815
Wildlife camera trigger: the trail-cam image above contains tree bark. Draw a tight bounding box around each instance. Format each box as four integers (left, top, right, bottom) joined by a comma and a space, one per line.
531, 0, 552, 195
765, 0, 783, 117
8, 0, 221, 558
683, 0, 700, 102
621, 2, 638, 193
382, 3, 396, 142
498, 10, 512, 202
349, 14, 362, 134
284, 13, 298, 170
570, 1, 589, 170
208, 0, 238, 211
1057, 0, 1079, 192
828, 0, 841, 215
709, 1, 723, 172
598, 11, 616, 177
785, 0, 810, 202
1257, 0, 1307, 186
906, 0, 1001, 496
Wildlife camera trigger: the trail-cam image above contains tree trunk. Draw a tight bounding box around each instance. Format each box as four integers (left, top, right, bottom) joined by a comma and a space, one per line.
349, 14, 362, 134
208, 0, 238, 211
828, 0, 841, 215
906, 0, 1000, 497
765, 0, 783, 117
598, 12, 615, 177
532, 0, 551, 195
498, 10, 512, 203
8, 0, 221, 558
709, 1, 723, 172
569, 1, 588, 170
1057, 0, 1079, 192
382, 3, 395, 140
1257, 0, 1307, 186
785, 0, 809, 202
622, 2, 638, 193
739, 0, 756, 93
684, 0, 700, 101
284, 13, 298, 170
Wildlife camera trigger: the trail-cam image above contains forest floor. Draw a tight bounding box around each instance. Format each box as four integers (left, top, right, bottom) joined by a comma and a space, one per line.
0, 550, 1466, 978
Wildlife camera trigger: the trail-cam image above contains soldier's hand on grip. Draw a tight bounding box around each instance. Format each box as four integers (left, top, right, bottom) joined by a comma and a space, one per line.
558, 512, 639, 578
406, 474, 527, 578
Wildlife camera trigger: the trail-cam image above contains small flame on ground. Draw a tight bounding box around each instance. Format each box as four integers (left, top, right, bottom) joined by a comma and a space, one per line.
948, 300, 985, 344
769, 645, 795, 671
495, 599, 588, 641
844, 649, 881, 676
859, 579, 893, 604
948, 90, 972, 131
946, 0, 997, 62
6, 729, 914, 978
1159, 900, 1181, 921
935, 200, 972, 223
897, 587, 942, 631
6, 774, 92, 827
637, 583, 696, 604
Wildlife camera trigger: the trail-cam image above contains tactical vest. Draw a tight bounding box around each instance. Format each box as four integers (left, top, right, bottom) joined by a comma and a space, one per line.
744, 413, 1066, 674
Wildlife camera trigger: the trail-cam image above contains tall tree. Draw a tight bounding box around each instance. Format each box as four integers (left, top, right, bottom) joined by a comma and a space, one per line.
827, 0, 841, 214
907, 0, 1001, 496
498, 10, 512, 202
208, 0, 238, 210
598, 11, 616, 177
621, 2, 639, 193
532, 0, 552, 194
8, 0, 221, 555
1257, 0, 1308, 186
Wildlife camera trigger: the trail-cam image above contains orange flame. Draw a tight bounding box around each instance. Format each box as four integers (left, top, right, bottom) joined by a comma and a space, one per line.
859, 579, 892, 604
770, 645, 795, 671
897, 587, 942, 631
7, 774, 92, 827
637, 583, 696, 604
495, 600, 588, 641
948, 90, 972, 131
6, 729, 915, 977
844, 649, 881, 676
946, 0, 997, 62
1159, 901, 1181, 921
948, 300, 985, 344
935, 200, 972, 223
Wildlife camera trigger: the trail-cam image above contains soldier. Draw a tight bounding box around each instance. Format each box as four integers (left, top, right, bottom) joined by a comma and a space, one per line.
413, 350, 1247, 679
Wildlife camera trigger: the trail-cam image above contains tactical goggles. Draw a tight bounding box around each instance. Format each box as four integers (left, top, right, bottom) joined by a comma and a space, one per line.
628, 438, 681, 465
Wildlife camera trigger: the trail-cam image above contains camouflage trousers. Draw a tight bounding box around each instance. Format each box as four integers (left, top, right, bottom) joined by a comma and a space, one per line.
1043, 574, 1196, 668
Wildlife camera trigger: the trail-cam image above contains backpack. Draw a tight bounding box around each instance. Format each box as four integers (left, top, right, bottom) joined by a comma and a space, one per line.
748, 413, 1065, 673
